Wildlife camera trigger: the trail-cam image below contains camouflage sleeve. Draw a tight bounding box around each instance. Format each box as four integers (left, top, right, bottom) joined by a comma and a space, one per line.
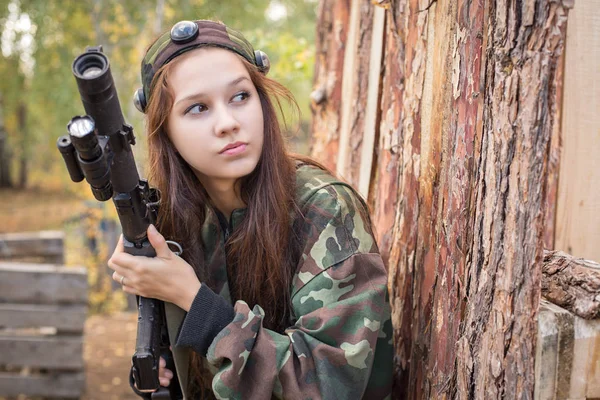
205, 184, 392, 399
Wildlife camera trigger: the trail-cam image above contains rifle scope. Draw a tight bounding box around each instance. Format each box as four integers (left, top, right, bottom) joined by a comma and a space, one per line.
72, 46, 125, 137
71, 46, 139, 196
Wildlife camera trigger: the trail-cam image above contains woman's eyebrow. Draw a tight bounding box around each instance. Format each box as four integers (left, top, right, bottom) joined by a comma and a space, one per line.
174, 76, 251, 107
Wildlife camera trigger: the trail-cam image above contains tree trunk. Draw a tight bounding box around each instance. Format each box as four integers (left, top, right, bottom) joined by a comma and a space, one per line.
17, 102, 27, 189
309, 0, 351, 172
153, 0, 166, 36
310, 0, 573, 398
0, 93, 12, 188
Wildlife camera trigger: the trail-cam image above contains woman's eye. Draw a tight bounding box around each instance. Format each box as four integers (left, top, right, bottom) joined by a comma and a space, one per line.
232, 91, 250, 103
185, 104, 207, 115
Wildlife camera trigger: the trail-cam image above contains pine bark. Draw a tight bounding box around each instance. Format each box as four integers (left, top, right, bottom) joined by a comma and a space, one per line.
457, 3, 571, 398
311, 0, 573, 399
309, 0, 351, 172
542, 249, 600, 320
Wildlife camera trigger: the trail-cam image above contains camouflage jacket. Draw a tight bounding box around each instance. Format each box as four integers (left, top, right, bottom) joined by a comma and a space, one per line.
168, 164, 393, 399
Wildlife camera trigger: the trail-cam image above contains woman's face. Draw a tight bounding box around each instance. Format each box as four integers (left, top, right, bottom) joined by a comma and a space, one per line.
166, 47, 264, 190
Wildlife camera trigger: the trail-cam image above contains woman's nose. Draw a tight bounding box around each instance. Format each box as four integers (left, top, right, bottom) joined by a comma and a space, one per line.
213, 104, 240, 136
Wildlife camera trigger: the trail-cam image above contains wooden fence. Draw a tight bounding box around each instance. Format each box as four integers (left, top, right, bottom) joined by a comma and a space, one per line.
0, 232, 87, 399
0, 230, 65, 264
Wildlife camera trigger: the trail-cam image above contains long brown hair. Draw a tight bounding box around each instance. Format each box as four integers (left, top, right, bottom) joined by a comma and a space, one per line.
145, 48, 315, 396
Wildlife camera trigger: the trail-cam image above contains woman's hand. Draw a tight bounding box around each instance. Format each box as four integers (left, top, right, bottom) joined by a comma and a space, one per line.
158, 356, 174, 387
108, 224, 201, 311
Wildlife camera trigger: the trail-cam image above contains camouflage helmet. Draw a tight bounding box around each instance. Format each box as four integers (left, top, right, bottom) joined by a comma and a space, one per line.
133, 20, 270, 113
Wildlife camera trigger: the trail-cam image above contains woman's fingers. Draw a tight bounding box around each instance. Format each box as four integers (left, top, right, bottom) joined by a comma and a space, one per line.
159, 377, 171, 387
158, 356, 173, 387
147, 224, 173, 259
112, 271, 122, 284
116, 234, 124, 252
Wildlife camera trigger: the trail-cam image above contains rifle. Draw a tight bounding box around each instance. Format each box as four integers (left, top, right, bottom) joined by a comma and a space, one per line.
56, 46, 182, 400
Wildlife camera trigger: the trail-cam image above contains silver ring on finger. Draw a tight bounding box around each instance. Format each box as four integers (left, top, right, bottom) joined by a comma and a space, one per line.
166, 240, 183, 256
120, 275, 126, 286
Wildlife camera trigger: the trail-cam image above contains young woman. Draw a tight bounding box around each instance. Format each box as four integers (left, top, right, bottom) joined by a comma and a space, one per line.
108, 20, 392, 399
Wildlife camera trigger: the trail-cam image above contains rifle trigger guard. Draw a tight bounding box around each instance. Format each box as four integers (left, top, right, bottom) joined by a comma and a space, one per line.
166, 240, 183, 256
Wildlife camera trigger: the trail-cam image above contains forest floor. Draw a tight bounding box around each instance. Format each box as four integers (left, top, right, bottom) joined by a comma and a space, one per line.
82, 312, 139, 400
0, 187, 86, 233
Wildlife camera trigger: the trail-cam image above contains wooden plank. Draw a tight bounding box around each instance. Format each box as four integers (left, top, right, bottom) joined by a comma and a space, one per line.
0, 230, 64, 264
535, 301, 559, 400
554, 302, 575, 400
534, 300, 575, 400
336, 0, 362, 180
340, 2, 375, 187
543, 48, 565, 250
555, 0, 600, 261
0, 371, 85, 397
0, 262, 87, 304
357, 6, 385, 198
0, 335, 83, 369
0, 304, 87, 332
570, 317, 600, 399
535, 300, 600, 399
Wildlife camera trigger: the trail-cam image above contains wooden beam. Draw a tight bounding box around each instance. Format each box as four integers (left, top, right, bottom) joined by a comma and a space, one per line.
0, 304, 87, 332
0, 230, 64, 264
336, 0, 362, 179
0, 371, 85, 397
0, 335, 84, 369
358, 6, 386, 198
0, 262, 87, 304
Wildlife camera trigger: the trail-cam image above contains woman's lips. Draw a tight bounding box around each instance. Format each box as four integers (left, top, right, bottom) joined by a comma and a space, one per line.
220, 143, 247, 156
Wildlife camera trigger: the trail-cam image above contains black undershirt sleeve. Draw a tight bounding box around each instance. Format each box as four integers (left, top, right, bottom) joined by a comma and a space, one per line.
175, 283, 236, 356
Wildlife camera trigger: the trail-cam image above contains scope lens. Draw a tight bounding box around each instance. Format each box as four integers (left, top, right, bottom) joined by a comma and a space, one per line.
82, 66, 103, 79
73, 52, 108, 80
68, 115, 96, 138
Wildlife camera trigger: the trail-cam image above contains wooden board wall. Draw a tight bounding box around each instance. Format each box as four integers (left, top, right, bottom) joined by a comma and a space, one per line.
0, 262, 87, 398
555, 0, 600, 261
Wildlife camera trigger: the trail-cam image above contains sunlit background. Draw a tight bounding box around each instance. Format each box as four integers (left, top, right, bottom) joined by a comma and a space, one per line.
0, 0, 317, 192
0, 0, 319, 290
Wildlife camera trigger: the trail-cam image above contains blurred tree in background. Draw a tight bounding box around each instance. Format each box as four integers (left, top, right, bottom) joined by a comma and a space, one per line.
0, 0, 317, 191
